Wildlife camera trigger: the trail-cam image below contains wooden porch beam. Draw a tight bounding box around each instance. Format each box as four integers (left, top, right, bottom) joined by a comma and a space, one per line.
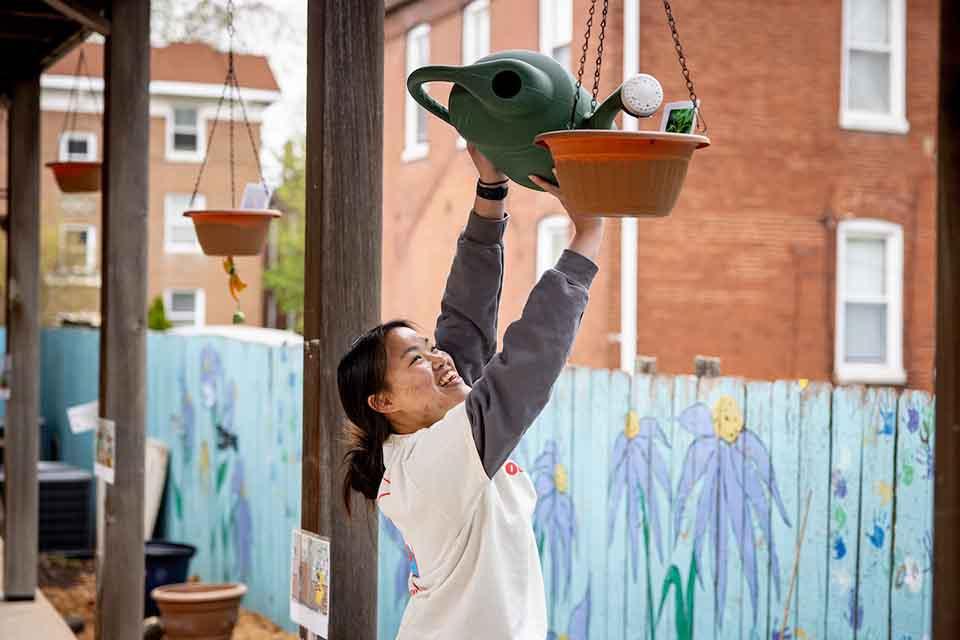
93, 0, 149, 637
301, 2, 383, 638
933, 0, 960, 634
40, 0, 110, 35
3, 74, 41, 602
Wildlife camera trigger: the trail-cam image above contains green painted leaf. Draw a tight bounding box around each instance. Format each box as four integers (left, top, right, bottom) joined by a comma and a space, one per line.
216, 461, 229, 493
173, 483, 183, 521
221, 519, 229, 551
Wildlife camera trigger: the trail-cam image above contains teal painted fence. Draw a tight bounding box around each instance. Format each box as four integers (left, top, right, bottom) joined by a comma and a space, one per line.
33, 329, 934, 639
40, 328, 303, 632
378, 370, 935, 640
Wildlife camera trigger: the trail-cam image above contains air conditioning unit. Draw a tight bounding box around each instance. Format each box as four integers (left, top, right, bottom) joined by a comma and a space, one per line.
0, 461, 94, 555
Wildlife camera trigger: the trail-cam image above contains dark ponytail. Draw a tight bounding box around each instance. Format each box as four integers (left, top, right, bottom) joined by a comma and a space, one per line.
337, 320, 415, 515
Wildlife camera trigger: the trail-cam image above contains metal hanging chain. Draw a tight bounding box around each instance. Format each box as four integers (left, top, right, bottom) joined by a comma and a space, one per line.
591, 0, 609, 112
663, 0, 707, 134
569, 0, 610, 128
189, 0, 270, 208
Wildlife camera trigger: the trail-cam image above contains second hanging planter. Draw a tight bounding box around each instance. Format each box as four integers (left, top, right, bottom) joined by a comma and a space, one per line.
184, 209, 280, 256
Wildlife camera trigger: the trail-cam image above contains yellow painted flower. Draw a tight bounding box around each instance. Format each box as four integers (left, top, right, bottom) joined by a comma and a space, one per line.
554, 463, 569, 494
712, 395, 744, 444
625, 410, 641, 439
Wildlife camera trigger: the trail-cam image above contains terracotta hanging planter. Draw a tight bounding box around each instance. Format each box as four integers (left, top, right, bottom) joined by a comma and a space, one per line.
184, 209, 281, 256
45, 161, 101, 193
535, 129, 710, 218
152, 582, 246, 640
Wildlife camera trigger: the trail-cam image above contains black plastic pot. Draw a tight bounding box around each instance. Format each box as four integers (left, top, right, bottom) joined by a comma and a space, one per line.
144, 541, 197, 618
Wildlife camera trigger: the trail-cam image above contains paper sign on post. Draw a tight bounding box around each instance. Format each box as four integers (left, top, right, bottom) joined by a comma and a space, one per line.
94, 418, 116, 484
290, 528, 330, 639
67, 400, 99, 434
240, 183, 273, 210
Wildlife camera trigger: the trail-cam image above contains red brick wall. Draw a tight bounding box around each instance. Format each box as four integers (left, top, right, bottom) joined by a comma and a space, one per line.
384, 0, 937, 388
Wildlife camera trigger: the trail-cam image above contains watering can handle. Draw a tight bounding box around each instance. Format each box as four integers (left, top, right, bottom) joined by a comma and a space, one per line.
406, 67, 452, 125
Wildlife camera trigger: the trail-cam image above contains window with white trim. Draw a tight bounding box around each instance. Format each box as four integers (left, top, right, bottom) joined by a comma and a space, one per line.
840, 0, 909, 133
540, 0, 572, 69
164, 288, 206, 327
536, 214, 571, 281
164, 193, 205, 254
59, 223, 97, 273
58, 131, 97, 161
167, 106, 204, 161
403, 24, 431, 162
458, 1, 491, 149
835, 219, 905, 384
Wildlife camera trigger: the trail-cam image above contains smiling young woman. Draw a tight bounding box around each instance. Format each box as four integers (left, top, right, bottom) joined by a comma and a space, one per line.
336, 144, 604, 639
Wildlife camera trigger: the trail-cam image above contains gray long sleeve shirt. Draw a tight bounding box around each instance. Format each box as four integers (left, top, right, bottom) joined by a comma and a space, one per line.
435, 211, 598, 478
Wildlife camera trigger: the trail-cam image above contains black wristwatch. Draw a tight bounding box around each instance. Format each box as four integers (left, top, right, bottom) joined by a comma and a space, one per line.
476, 179, 509, 201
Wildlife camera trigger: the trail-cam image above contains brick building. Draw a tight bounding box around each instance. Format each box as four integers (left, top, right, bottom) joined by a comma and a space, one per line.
383, 0, 937, 390
0, 40, 279, 327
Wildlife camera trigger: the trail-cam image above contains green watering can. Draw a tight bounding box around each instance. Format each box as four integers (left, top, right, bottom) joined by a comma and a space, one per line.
407, 50, 663, 191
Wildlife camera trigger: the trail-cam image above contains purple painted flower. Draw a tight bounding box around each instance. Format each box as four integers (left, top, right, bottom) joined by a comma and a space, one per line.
845, 588, 863, 631
546, 583, 590, 640
230, 460, 253, 579
175, 371, 196, 463
907, 408, 920, 433
200, 346, 224, 410
674, 398, 791, 627
532, 440, 576, 600
381, 515, 412, 605
609, 411, 671, 581
832, 469, 848, 499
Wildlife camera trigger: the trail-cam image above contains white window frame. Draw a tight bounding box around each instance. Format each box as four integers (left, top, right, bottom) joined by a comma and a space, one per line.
458, 0, 491, 150
164, 192, 205, 255
536, 214, 571, 281
58, 131, 97, 162
59, 223, 97, 274
539, 0, 572, 67
840, 0, 909, 134
403, 24, 431, 162
165, 105, 205, 162
163, 288, 206, 327
834, 218, 906, 385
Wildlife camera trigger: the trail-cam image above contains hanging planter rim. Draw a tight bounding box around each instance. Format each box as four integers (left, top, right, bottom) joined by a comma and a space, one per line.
535, 129, 711, 152
184, 209, 282, 226
45, 161, 102, 170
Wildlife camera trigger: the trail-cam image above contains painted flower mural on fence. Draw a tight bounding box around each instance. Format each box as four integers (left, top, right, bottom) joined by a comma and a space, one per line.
608, 410, 671, 580
546, 583, 590, 640
532, 440, 576, 600
673, 396, 791, 627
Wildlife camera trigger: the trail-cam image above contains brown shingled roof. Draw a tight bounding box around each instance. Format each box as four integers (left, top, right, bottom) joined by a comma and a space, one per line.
48, 41, 279, 92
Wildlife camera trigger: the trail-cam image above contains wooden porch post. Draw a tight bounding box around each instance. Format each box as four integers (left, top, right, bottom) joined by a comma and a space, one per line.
3, 74, 41, 602
933, 0, 960, 634
301, 2, 383, 637
94, 0, 150, 637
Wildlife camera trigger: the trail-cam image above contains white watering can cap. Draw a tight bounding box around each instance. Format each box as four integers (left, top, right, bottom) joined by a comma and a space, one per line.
620, 74, 663, 118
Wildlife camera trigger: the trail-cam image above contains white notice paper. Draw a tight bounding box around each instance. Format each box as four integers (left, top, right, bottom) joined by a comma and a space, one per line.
67, 400, 99, 434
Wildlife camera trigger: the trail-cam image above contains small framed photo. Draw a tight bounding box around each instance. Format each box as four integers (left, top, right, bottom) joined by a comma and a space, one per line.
660, 100, 700, 134
95, 418, 116, 484
240, 183, 273, 210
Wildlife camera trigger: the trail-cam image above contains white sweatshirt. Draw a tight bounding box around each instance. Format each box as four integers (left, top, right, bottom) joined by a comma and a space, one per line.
379, 402, 545, 639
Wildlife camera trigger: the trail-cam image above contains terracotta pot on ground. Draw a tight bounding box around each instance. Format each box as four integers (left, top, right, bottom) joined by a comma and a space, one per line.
45, 162, 101, 193
151, 582, 247, 640
534, 130, 710, 218
184, 209, 281, 256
